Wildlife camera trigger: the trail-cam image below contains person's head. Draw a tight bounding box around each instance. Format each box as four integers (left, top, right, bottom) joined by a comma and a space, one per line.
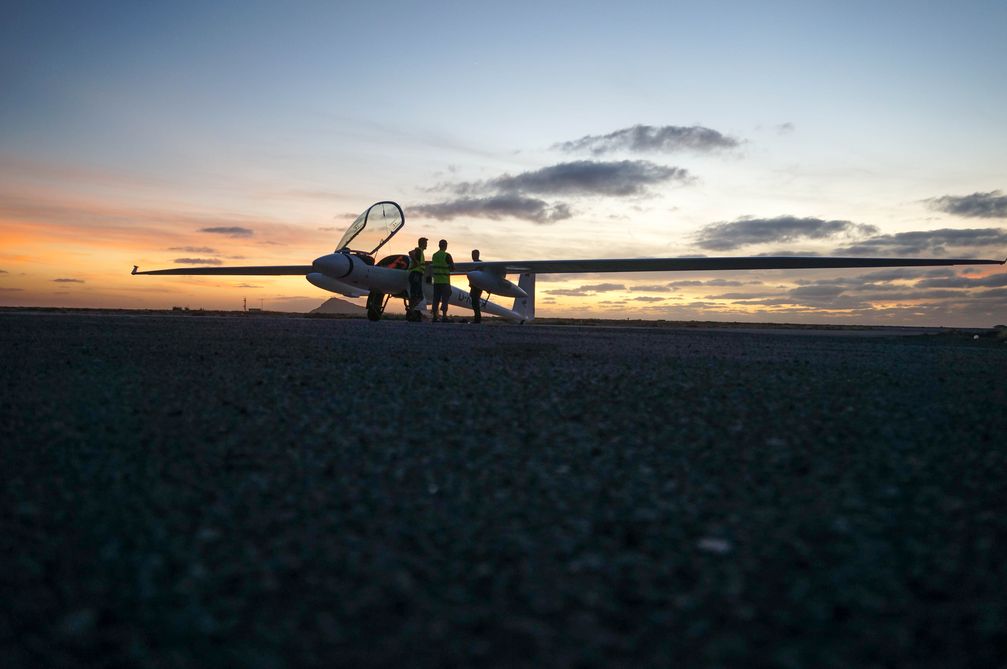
439, 239, 448, 250
471, 249, 480, 261
418, 237, 428, 249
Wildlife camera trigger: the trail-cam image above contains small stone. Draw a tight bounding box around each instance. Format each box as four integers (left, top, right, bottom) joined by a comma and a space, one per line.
697, 537, 733, 555
59, 609, 97, 638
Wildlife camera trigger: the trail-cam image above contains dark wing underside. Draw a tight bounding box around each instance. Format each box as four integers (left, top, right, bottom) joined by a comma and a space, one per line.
452, 256, 1005, 274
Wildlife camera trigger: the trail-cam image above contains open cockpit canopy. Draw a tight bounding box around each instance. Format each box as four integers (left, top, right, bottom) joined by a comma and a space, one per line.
335, 201, 405, 255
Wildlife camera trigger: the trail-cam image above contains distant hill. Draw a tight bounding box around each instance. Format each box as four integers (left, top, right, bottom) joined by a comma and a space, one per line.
311, 297, 365, 315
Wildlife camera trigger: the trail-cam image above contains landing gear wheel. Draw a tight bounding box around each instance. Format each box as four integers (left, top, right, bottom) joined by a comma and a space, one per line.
366, 291, 386, 321
406, 309, 422, 322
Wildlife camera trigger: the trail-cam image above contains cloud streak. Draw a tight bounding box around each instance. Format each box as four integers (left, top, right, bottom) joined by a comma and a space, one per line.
199, 226, 254, 237
53, 278, 84, 283
174, 258, 222, 265
554, 125, 740, 155
928, 191, 1007, 218
695, 216, 879, 251
169, 246, 217, 254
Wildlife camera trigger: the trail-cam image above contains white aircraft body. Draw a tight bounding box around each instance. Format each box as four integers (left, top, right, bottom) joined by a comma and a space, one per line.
133, 201, 1005, 322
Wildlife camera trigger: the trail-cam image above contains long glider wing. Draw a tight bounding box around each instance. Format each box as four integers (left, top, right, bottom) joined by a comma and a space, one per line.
132, 265, 313, 276
133, 256, 1005, 276
453, 256, 1006, 274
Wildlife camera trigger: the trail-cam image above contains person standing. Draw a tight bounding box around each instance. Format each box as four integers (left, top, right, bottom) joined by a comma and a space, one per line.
468, 249, 483, 324
430, 239, 454, 322
408, 237, 428, 317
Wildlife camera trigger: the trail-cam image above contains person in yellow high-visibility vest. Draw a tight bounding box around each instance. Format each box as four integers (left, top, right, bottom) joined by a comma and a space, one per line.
407, 237, 428, 316
430, 239, 455, 322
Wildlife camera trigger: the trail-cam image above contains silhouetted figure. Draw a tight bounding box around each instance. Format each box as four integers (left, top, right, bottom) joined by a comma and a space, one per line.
408, 237, 428, 317
431, 239, 454, 322
469, 249, 483, 323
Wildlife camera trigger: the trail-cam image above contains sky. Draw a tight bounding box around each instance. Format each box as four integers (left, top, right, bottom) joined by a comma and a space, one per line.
2, 0, 1006, 325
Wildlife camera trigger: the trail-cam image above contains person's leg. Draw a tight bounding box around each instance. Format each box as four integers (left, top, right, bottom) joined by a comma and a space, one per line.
470, 289, 482, 323
409, 273, 422, 308
435, 285, 449, 319
431, 285, 441, 320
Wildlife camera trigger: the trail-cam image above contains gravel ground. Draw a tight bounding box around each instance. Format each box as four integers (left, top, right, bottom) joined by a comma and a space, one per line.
2, 311, 1006, 668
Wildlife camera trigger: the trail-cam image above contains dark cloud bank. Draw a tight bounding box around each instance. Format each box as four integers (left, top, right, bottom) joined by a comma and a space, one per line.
694, 216, 1007, 257
416, 160, 690, 224
415, 123, 742, 224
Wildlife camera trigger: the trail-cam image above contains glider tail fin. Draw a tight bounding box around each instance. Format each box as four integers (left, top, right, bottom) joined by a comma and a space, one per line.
512, 272, 535, 322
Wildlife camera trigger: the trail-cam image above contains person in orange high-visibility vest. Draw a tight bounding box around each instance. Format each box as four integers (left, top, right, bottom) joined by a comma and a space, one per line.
430, 239, 454, 322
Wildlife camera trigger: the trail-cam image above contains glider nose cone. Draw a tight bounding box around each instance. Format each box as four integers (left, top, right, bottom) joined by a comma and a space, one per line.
313, 252, 351, 278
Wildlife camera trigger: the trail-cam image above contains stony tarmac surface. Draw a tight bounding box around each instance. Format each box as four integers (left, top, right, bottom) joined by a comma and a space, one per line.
2, 311, 1006, 667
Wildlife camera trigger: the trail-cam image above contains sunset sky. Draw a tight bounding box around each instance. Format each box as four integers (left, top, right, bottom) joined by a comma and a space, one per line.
2, 1, 1006, 325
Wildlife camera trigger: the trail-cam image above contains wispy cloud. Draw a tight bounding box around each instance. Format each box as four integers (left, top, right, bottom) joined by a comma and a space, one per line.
53, 277, 84, 283
915, 273, 1007, 288
545, 282, 626, 297
838, 268, 943, 282
695, 216, 879, 251
580, 283, 626, 292
554, 125, 740, 155
169, 246, 217, 253
173, 258, 222, 265
199, 226, 254, 237
545, 288, 596, 297
706, 279, 750, 286
927, 190, 1007, 218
